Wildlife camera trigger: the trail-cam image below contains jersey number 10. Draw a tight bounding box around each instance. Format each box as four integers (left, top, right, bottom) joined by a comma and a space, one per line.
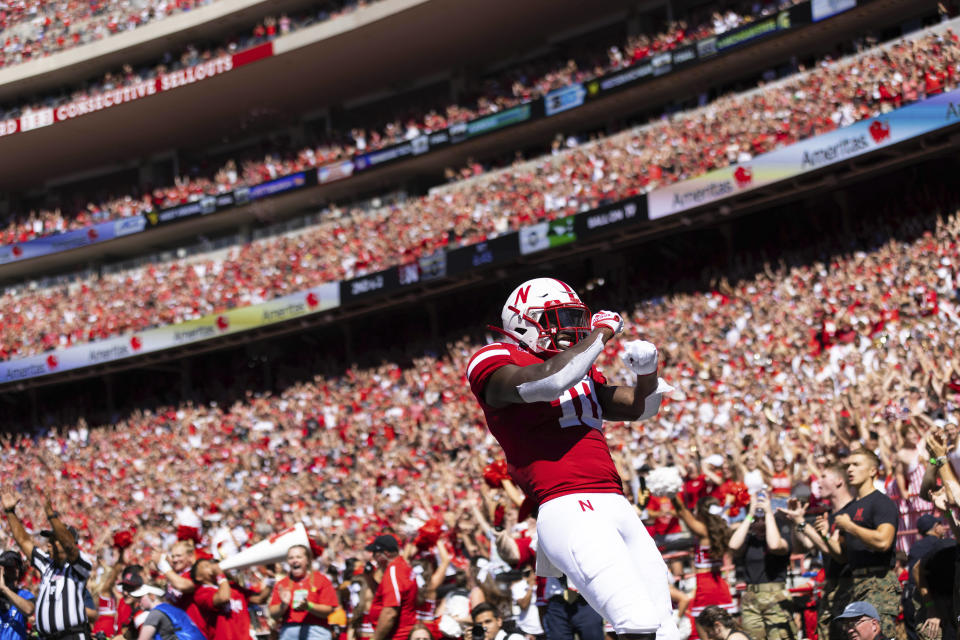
554, 378, 602, 430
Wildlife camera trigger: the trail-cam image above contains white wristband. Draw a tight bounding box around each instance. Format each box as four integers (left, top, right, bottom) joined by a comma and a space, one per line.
638, 379, 674, 420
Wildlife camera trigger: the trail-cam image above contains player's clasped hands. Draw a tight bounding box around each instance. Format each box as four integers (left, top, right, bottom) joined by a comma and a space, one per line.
590, 310, 624, 338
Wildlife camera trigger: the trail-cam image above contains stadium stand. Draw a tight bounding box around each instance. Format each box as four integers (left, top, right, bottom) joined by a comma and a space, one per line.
0, 0, 815, 244
0, 2, 959, 639
0, 23, 958, 360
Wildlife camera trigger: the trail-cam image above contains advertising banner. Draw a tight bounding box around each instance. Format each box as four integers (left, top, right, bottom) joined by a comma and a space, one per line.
317, 160, 355, 184
339, 268, 402, 303
696, 10, 793, 59
446, 233, 520, 275
145, 196, 218, 227
419, 250, 447, 281
245, 172, 309, 201
518, 217, 577, 255
545, 83, 587, 116
0, 282, 339, 383
145, 192, 239, 228
0, 219, 119, 264
353, 136, 430, 171
3, 169, 314, 262
0, 44, 274, 139
812, 0, 856, 21
113, 216, 147, 237
573, 196, 645, 239
586, 63, 654, 97
715, 11, 792, 54
651, 52, 673, 77
463, 105, 532, 139
648, 88, 960, 219
671, 46, 697, 68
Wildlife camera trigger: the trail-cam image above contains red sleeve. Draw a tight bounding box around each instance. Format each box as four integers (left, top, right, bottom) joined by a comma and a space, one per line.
380, 563, 404, 608
589, 365, 607, 386
466, 344, 517, 398
268, 581, 282, 607
515, 537, 535, 568
311, 574, 339, 607
237, 584, 261, 599
193, 585, 215, 611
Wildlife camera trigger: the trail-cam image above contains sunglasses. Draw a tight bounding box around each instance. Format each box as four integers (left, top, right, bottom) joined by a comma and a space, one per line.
839, 616, 875, 633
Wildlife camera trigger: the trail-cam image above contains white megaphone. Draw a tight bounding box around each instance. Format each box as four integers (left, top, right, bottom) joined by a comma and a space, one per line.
218, 522, 310, 571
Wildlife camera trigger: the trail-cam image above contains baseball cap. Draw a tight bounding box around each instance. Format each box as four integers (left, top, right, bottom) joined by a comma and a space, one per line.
835, 602, 880, 621
704, 454, 724, 468
917, 514, 941, 535
128, 584, 165, 598
40, 526, 79, 543
364, 535, 399, 553
120, 566, 145, 594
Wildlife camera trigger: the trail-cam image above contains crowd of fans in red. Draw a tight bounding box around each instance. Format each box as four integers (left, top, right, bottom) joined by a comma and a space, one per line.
1, 26, 958, 362
1, 186, 959, 639
0, 0, 806, 244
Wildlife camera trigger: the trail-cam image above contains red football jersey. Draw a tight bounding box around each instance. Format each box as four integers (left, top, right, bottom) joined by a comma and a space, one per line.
166, 569, 206, 633
268, 571, 338, 626
193, 584, 251, 640
369, 556, 419, 640
466, 341, 623, 506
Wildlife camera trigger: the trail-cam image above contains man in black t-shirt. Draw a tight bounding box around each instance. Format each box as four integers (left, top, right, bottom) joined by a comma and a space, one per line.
834, 449, 899, 638
779, 463, 853, 640
730, 493, 795, 640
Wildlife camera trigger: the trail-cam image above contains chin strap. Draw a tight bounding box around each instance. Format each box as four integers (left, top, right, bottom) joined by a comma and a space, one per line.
488, 325, 533, 352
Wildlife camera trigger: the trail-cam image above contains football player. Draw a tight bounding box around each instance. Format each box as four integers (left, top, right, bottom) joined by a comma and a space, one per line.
466, 278, 677, 640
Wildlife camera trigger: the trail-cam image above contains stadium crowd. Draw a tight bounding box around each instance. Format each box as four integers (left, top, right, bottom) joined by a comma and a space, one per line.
2, 25, 960, 361
0, 0, 817, 245
0, 181, 959, 640
0, 0, 221, 69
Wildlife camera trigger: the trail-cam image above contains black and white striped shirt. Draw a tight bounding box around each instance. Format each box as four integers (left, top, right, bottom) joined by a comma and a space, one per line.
31, 547, 92, 636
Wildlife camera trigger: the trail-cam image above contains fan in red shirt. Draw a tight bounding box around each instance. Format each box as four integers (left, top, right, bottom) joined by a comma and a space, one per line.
191, 558, 251, 640
268, 545, 339, 640
365, 535, 418, 640
465, 278, 679, 640
159, 540, 207, 633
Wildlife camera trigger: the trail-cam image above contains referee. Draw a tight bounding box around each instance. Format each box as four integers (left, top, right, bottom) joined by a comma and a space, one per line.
1, 492, 92, 640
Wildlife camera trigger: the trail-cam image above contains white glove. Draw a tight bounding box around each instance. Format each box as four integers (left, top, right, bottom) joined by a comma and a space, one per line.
157, 554, 172, 575
590, 310, 623, 336
620, 339, 658, 375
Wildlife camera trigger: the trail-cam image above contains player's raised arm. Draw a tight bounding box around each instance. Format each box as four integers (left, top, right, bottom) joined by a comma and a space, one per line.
595, 338, 667, 421
484, 310, 622, 407
466, 278, 623, 408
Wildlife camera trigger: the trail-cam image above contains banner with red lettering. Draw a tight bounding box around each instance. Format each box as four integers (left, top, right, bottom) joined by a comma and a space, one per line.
0, 43, 273, 138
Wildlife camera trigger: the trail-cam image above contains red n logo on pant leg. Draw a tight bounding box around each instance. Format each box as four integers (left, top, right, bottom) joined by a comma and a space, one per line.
579, 500, 593, 512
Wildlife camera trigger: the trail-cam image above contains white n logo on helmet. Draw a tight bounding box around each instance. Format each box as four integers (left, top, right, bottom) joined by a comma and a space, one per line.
514, 285, 532, 306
